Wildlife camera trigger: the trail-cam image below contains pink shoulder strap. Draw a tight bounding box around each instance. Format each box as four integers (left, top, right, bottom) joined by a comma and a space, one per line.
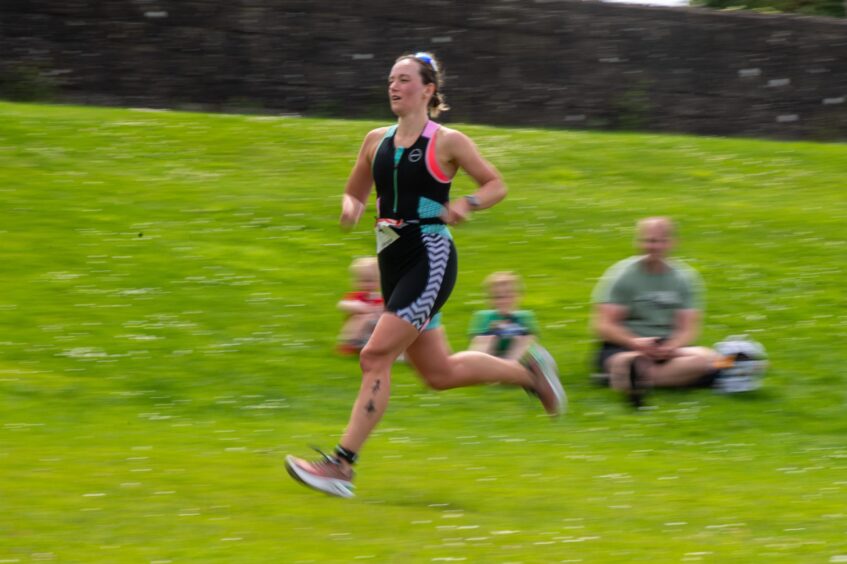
423, 121, 452, 184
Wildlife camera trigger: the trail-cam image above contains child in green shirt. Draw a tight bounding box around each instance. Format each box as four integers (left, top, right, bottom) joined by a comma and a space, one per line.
468, 272, 539, 360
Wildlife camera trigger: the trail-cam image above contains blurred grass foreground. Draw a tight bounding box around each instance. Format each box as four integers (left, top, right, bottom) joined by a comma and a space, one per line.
0, 102, 845, 562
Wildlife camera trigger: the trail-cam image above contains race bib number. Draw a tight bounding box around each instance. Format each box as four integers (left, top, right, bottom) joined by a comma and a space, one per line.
376, 222, 401, 253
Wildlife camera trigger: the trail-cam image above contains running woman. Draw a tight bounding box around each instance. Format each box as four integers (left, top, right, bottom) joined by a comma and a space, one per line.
286, 52, 565, 498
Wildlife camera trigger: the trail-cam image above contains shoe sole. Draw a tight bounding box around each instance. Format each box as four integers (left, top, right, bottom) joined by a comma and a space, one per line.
285, 455, 355, 498
528, 346, 567, 416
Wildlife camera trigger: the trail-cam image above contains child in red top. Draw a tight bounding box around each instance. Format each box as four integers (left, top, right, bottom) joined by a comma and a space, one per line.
337, 257, 384, 355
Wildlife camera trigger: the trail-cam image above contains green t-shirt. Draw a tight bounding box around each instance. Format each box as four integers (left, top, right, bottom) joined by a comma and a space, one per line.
468, 310, 539, 354
592, 256, 703, 339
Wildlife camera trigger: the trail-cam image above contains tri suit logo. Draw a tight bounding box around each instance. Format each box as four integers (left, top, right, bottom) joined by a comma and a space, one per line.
408, 148, 423, 163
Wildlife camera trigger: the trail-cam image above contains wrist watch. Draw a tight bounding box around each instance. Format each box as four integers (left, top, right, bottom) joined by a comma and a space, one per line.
464, 194, 480, 209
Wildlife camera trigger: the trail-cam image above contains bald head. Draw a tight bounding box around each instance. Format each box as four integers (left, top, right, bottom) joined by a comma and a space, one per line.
637, 216, 675, 239
636, 217, 676, 263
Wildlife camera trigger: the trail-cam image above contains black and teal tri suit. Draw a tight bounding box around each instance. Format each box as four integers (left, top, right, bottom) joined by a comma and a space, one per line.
372, 120, 457, 331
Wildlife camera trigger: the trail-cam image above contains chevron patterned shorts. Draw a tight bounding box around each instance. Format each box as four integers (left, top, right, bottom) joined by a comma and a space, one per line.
378, 229, 457, 331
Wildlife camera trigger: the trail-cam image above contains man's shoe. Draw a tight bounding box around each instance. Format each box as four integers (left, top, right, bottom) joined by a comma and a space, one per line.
285, 448, 355, 498
521, 344, 567, 416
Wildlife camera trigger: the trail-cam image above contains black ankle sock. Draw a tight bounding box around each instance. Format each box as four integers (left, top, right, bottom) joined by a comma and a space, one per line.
628, 357, 649, 409
334, 445, 358, 465
630, 356, 651, 388
629, 359, 642, 389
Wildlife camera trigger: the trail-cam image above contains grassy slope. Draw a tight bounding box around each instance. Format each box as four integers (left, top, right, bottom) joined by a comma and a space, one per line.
0, 102, 845, 562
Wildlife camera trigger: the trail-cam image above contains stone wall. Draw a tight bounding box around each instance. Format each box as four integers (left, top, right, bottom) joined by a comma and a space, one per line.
2, 0, 846, 139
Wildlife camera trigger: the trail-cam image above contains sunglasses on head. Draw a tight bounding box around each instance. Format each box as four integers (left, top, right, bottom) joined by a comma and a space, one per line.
414, 52, 439, 72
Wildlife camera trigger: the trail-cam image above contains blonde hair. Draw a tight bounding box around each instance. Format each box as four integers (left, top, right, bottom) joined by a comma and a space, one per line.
484, 271, 522, 295
349, 256, 378, 279
395, 52, 450, 118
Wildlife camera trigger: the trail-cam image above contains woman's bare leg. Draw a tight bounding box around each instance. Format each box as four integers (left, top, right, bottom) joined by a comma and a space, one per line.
338, 313, 419, 454
286, 318, 563, 498
406, 328, 564, 414
405, 327, 534, 390
285, 313, 417, 497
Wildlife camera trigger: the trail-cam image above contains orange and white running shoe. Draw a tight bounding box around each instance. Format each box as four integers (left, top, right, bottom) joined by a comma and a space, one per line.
285, 448, 356, 498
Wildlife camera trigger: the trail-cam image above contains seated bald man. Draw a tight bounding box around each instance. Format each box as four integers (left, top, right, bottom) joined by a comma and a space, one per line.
591, 217, 720, 407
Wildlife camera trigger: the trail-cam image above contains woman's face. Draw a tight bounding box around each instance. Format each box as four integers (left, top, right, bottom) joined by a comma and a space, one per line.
388, 59, 433, 116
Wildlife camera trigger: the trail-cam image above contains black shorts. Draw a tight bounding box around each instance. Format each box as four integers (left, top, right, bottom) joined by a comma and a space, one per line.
594, 341, 717, 388
596, 341, 630, 373
596, 338, 671, 372
378, 225, 457, 331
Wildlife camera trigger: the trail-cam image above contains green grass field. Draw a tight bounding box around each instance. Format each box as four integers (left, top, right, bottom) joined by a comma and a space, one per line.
1, 101, 845, 563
